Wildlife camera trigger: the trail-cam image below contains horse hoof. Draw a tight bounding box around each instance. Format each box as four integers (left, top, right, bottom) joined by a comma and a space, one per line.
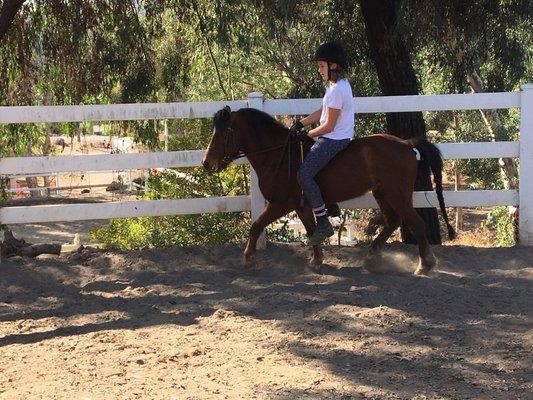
244, 263, 255, 270
310, 257, 323, 266
414, 260, 435, 276
414, 254, 437, 275
414, 265, 429, 276
243, 258, 255, 270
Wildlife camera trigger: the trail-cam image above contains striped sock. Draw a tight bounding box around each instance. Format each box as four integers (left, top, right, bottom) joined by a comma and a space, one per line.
313, 204, 327, 218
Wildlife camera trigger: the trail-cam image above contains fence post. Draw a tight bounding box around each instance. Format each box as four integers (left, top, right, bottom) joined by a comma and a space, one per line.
519, 83, 533, 245
247, 92, 267, 249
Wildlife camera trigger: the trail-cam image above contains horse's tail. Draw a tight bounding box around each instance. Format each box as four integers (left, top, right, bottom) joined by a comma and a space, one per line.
407, 137, 456, 240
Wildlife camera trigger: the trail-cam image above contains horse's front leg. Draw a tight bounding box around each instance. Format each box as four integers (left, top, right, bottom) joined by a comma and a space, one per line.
295, 206, 324, 272
244, 201, 294, 269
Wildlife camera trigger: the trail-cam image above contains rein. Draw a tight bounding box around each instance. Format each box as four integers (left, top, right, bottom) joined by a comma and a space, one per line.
221, 141, 288, 163
221, 127, 295, 179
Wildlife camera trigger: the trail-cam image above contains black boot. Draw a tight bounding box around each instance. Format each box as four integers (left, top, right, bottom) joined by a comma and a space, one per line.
309, 215, 334, 246
326, 203, 341, 218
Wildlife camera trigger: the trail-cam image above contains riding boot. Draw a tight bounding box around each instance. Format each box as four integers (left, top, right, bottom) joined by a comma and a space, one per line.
326, 203, 341, 218
308, 215, 334, 246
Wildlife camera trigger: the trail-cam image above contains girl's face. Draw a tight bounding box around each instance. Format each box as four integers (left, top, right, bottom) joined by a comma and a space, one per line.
317, 61, 338, 82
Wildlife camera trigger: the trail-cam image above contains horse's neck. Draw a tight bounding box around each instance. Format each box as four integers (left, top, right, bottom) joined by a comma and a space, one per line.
245, 152, 279, 178
245, 139, 294, 174
245, 141, 302, 202
243, 129, 286, 168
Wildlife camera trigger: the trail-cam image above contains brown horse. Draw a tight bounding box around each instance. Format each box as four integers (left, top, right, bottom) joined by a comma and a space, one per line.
202, 106, 455, 275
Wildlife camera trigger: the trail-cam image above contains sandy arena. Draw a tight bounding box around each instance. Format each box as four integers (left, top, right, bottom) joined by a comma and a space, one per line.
0, 242, 531, 399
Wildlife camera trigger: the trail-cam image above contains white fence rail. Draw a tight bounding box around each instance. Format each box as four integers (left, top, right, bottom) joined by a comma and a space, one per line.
0, 92, 520, 123
1, 85, 532, 245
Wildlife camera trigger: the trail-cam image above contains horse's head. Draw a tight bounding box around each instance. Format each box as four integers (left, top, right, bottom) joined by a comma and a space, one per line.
202, 105, 242, 172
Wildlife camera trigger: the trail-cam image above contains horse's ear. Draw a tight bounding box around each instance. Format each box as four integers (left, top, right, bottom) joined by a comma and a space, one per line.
214, 106, 232, 126
222, 105, 232, 120
217, 105, 231, 122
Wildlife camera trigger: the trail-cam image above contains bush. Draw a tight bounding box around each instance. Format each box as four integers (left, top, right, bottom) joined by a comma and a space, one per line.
90, 166, 250, 250
266, 218, 305, 243
485, 206, 516, 247
89, 217, 152, 250
90, 213, 248, 250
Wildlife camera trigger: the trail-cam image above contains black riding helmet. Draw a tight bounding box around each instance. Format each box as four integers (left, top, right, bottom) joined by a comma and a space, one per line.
313, 41, 348, 71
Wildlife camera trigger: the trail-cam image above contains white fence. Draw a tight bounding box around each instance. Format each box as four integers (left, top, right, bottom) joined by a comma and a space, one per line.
1, 85, 532, 245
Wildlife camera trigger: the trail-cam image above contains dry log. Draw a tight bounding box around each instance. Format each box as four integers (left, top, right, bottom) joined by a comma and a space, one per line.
16, 244, 61, 257
1, 230, 61, 258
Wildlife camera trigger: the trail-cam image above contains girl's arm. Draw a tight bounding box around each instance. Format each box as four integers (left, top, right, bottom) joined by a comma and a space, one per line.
308, 107, 340, 138
300, 108, 322, 126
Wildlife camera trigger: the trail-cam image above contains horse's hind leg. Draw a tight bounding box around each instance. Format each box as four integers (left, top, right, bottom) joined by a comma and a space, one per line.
397, 205, 436, 275
244, 201, 294, 269
296, 206, 324, 272
377, 188, 436, 275
370, 189, 401, 254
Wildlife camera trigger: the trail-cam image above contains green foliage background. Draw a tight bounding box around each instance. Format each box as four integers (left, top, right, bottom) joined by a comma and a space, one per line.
1, 0, 531, 247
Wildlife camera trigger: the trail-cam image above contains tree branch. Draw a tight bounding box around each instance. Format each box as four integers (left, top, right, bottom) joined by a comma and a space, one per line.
190, 0, 229, 99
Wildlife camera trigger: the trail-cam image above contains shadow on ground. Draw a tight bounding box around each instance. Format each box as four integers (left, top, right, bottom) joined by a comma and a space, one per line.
0, 242, 531, 399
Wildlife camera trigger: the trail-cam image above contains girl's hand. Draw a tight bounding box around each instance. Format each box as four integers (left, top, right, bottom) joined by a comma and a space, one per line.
291, 129, 314, 144
289, 120, 303, 135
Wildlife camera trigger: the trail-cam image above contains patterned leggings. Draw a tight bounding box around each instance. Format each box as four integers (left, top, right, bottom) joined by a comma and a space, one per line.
296, 137, 350, 209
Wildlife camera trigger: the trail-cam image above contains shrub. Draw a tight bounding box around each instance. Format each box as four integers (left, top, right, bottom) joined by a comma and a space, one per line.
485, 206, 516, 247
90, 166, 250, 249
266, 218, 305, 243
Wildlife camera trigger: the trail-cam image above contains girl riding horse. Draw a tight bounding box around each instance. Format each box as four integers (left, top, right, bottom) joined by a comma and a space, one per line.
290, 41, 355, 246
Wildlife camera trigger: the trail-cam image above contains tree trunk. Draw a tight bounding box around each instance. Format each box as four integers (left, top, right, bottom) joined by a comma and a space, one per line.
1, 230, 61, 258
0, 0, 25, 41
359, 0, 442, 244
454, 161, 463, 231
453, 115, 463, 232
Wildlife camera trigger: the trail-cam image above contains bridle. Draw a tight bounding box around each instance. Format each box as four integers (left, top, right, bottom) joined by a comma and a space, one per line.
219, 125, 295, 179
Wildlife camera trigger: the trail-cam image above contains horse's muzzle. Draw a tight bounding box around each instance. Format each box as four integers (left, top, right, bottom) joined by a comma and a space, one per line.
202, 160, 219, 172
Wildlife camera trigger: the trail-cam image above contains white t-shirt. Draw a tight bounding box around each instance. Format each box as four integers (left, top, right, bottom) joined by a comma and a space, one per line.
319, 78, 355, 140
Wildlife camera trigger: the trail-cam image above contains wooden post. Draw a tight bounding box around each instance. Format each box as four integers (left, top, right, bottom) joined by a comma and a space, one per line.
247, 92, 266, 249
519, 84, 533, 245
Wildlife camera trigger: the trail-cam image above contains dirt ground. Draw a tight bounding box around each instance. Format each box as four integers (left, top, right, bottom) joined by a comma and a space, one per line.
2, 138, 531, 398
0, 241, 531, 400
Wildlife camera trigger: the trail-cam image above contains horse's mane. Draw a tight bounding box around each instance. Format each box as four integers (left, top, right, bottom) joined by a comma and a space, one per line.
236, 108, 288, 135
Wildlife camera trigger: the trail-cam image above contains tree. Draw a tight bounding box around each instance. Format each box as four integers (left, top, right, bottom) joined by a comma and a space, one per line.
403, 0, 532, 242
403, 0, 531, 192
359, 0, 442, 244
2, 0, 530, 247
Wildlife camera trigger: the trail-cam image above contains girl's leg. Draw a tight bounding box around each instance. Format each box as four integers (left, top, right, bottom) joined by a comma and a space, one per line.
296, 137, 350, 245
